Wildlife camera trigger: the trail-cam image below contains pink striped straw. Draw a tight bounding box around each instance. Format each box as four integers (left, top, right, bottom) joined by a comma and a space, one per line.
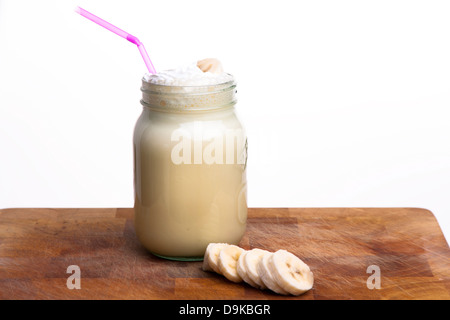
75, 6, 156, 74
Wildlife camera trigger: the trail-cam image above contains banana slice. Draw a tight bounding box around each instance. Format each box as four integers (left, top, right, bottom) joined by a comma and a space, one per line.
257, 252, 289, 295
202, 243, 216, 272
268, 249, 314, 296
197, 58, 224, 74
236, 251, 259, 288
243, 248, 270, 289
202, 243, 229, 274
218, 244, 245, 283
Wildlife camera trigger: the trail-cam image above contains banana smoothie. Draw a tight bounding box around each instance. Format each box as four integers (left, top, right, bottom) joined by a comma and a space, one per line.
133, 59, 248, 260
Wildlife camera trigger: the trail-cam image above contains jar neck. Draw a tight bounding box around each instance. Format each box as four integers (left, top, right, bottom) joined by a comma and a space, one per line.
140, 79, 237, 112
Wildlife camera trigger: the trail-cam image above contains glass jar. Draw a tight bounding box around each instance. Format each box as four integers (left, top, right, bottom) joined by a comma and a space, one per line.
133, 76, 248, 261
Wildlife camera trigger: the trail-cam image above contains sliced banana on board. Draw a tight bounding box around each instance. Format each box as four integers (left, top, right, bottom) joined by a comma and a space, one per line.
257, 251, 289, 295
236, 251, 259, 288
243, 248, 270, 289
202, 243, 313, 296
202, 243, 229, 274
268, 249, 314, 296
218, 245, 245, 283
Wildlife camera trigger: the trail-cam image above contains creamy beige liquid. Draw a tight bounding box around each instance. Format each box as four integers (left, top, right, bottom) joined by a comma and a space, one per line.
133, 101, 247, 259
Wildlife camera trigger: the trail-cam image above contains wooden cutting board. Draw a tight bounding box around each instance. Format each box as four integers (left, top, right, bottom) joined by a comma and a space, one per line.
0, 207, 449, 300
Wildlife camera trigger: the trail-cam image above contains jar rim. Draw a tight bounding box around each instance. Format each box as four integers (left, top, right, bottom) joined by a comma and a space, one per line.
141, 73, 235, 88
140, 76, 237, 112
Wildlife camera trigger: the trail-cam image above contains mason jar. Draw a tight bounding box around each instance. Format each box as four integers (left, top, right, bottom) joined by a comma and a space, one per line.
133, 76, 248, 261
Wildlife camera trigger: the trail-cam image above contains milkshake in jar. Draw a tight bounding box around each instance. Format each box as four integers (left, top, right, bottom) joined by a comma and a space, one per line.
133, 59, 248, 261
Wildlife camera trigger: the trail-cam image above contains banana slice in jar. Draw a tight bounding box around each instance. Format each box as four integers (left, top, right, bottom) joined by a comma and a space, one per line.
197, 58, 224, 74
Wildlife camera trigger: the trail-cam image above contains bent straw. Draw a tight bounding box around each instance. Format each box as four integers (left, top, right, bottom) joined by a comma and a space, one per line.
75, 6, 156, 74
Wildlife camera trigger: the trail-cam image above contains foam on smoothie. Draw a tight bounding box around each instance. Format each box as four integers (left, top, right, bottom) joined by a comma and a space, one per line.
143, 59, 233, 86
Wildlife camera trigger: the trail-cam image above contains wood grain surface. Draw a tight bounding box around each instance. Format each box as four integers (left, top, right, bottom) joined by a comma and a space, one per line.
0, 207, 449, 300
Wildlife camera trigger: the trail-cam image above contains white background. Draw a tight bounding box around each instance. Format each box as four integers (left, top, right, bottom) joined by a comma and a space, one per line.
1, 0, 449, 242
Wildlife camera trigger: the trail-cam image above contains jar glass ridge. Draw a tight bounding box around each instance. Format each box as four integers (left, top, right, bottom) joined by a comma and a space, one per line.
140, 76, 237, 112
